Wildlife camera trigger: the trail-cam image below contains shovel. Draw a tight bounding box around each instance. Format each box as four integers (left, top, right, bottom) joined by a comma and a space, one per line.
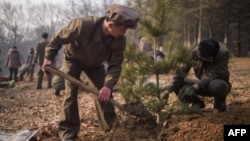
45, 66, 124, 110
45, 66, 155, 129
45, 66, 127, 131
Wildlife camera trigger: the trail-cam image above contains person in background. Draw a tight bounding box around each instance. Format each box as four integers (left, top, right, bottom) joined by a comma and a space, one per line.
147, 50, 165, 62
138, 37, 152, 53
52, 66, 65, 96
26, 47, 35, 81
19, 64, 31, 81
138, 37, 165, 62
41, 4, 139, 141
19, 48, 35, 81
0, 60, 3, 77
5, 46, 22, 81
33, 32, 52, 89
163, 38, 231, 112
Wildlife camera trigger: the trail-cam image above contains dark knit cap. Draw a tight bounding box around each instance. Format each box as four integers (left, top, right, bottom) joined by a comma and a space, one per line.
198, 39, 220, 57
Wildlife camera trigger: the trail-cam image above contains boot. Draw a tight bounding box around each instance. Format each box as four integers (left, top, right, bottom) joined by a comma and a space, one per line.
55, 90, 60, 96
191, 100, 205, 109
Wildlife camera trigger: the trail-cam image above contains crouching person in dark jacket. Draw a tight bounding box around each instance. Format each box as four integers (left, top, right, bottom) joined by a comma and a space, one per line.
19, 64, 30, 81
164, 38, 231, 112
52, 66, 65, 96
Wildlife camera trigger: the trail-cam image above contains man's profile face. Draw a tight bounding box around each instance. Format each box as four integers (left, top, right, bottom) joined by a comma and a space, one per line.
108, 22, 128, 38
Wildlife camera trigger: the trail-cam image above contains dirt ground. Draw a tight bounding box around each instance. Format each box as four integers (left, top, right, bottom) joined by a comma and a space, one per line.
0, 57, 250, 141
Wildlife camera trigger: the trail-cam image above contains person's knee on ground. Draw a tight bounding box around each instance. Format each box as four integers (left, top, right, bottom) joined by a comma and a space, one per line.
208, 79, 230, 112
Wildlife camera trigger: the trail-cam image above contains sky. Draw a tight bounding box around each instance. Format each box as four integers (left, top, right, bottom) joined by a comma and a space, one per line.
4, 0, 126, 5
4, 0, 65, 5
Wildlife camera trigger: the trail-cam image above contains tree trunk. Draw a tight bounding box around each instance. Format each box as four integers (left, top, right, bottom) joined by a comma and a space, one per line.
197, 0, 203, 43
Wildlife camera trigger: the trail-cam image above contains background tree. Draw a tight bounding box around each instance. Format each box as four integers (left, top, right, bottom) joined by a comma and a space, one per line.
229, 0, 250, 56
1, 0, 250, 73
0, 1, 34, 66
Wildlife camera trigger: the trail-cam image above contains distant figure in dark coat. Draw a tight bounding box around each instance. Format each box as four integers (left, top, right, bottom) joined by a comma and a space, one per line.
33, 32, 52, 89
5, 46, 22, 81
26, 47, 35, 81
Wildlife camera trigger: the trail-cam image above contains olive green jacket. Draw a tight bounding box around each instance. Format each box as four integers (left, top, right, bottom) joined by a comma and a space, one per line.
34, 39, 49, 66
45, 16, 126, 88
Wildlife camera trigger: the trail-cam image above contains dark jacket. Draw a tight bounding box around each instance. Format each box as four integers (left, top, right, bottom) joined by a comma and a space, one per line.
34, 39, 49, 66
45, 16, 126, 88
26, 48, 34, 66
169, 46, 230, 92
6, 47, 22, 69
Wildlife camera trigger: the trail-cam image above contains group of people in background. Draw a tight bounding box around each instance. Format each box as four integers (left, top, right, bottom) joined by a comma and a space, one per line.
5, 46, 22, 82
5, 32, 52, 90
5, 46, 34, 82
4, 32, 65, 98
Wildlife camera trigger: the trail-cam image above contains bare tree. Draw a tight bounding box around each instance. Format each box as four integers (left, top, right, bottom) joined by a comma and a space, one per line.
0, 1, 35, 73
0, 1, 32, 46
61, 0, 100, 21
197, 0, 203, 43
30, 2, 64, 35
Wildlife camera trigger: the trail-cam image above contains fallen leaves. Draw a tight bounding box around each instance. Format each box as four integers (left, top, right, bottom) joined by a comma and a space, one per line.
0, 57, 250, 141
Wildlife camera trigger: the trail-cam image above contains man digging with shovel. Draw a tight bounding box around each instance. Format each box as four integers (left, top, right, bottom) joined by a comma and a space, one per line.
41, 4, 139, 141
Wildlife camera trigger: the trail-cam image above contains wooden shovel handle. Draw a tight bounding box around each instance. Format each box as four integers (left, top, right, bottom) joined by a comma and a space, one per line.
45, 66, 124, 110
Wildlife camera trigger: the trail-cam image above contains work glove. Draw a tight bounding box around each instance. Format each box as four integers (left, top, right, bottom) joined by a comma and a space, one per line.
42, 58, 54, 73
98, 86, 111, 103
178, 85, 197, 103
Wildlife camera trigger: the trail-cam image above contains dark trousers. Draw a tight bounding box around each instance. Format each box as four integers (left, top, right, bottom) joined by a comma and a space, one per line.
175, 79, 231, 112
36, 67, 52, 88
59, 60, 116, 139
28, 68, 34, 81
9, 68, 18, 81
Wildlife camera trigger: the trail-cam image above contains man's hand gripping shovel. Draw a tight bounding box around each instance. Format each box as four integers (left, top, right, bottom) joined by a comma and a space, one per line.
45, 66, 125, 131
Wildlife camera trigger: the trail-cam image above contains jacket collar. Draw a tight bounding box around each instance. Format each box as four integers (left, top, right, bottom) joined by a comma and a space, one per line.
94, 17, 105, 42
